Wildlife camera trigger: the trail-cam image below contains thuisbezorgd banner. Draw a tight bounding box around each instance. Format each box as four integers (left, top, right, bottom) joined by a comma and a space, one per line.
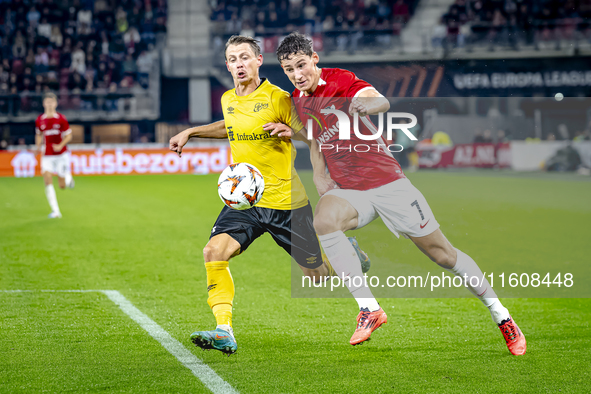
1, 147, 232, 177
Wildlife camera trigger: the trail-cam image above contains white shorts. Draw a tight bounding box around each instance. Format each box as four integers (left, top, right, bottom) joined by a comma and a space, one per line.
41, 152, 71, 178
324, 178, 440, 239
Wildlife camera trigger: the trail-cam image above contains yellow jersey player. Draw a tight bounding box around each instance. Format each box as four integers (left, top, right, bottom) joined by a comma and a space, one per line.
168, 36, 369, 355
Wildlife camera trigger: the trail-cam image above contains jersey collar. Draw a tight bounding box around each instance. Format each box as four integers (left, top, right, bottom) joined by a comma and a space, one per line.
299, 76, 326, 97
234, 78, 267, 98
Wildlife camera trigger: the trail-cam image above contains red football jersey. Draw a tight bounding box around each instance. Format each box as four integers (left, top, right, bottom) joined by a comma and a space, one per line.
35, 113, 71, 156
292, 68, 405, 191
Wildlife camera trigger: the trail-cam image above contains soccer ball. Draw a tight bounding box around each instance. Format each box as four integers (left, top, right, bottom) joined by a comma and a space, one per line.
217, 163, 265, 210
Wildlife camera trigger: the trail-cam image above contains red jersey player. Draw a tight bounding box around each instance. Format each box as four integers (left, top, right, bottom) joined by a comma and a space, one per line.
34, 92, 74, 218
269, 32, 526, 355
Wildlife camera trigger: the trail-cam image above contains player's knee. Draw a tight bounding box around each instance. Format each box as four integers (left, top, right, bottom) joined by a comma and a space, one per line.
313, 212, 341, 235
430, 247, 456, 269
203, 243, 222, 262
43, 173, 52, 185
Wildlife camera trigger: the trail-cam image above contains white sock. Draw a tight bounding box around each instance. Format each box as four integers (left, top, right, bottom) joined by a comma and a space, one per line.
318, 231, 380, 311
447, 248, 510, 325
65, 173, 73, 187
216, 324, 235, 338
45, 184, 60, 214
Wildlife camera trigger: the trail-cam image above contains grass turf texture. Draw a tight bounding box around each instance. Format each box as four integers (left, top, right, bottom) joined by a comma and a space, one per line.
1, 171, 590, 393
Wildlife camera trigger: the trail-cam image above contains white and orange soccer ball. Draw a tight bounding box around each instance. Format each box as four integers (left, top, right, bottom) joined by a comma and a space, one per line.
217, 163, 265, 210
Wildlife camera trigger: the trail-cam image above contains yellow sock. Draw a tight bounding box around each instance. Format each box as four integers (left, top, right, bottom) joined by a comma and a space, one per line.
409, 151, 419, 168
205, 261, 234, 328
321, 249, 337, 277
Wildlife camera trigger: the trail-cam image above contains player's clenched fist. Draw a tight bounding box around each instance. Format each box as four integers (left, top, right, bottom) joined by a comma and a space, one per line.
169, 130, 190, 157
263, 122, 293, 142
348, 98, 369, 117
313, 174, 339, 196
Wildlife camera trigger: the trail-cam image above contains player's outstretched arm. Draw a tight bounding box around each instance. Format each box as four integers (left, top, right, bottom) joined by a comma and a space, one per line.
34, 134, 43, 156
169, 120, 226, 157
308, 136, 338, 196
292, 126, 338, 196
348, 89, 390, 117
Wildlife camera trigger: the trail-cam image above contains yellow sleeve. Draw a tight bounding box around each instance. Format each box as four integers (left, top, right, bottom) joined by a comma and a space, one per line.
272, 90, 304, 133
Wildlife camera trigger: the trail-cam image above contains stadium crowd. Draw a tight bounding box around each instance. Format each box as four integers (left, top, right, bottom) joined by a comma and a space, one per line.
436, 0, 591, 49
209, 0, 418, 52
0, 0, 166, 114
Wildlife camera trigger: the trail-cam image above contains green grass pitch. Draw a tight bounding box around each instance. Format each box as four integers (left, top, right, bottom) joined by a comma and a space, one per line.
1, 171, 590, 393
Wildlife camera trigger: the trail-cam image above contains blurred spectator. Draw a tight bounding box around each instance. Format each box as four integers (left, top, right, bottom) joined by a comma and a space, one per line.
473, 129, 484, 143
109, 35, 126, 61
240, 22, 255, 38
573, 130, 587, 142
77, 7, 93, 36
482, 129, 493, 143
25, 49, 36, 69
68, 72, 87, 92
136, 50, 153, 88
0, 66, 9, 85
123, 26, 141, 51
35, 47, 49, 73
122, 54, 138, 80
303, 0, 318, 22
27, 6, 41, 28
38, 18, 52, 39
100, 31, 110, 55
393, 0, 410, 23
226, 12, 242, 34
13, 31, 27, 58
432, 131, 453, 146
116, 7, 129, 34
1, 0, 164, 116
497, 129, 509, 143
557, 124, 570, 140
71, 42, 86, 75
544, 145, 581, 171
208, 0, 419, 51
50, 25, 63, 47
432, 17, 447, 47
441, 0, 589, 49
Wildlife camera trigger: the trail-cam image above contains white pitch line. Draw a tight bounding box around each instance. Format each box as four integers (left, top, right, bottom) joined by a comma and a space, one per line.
1, 289, 239, 394
102, 290, 239, 394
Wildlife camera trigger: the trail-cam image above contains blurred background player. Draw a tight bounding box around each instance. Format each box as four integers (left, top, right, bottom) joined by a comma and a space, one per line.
275, 32, 525, 355
169, 35, 368, 356
34, 92, 74, 219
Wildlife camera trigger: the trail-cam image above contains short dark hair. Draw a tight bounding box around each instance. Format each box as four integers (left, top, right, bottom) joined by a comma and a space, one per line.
43, 92, 57, 101
224, 35, 261, 61
276, 32, 313, 62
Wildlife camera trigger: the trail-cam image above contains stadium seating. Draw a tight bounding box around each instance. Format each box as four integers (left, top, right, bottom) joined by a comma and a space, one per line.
438, 0, 591, 50
0, 0, 167, 116
209, 0, 420, 54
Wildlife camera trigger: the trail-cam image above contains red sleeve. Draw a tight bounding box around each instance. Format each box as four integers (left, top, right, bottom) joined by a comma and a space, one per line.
60, 115, 71, 135
339, 70, 373, 98
35, 116, 41, 135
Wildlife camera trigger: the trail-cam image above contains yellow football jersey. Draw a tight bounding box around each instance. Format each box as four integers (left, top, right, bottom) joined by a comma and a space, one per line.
221, 79, 308, 210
